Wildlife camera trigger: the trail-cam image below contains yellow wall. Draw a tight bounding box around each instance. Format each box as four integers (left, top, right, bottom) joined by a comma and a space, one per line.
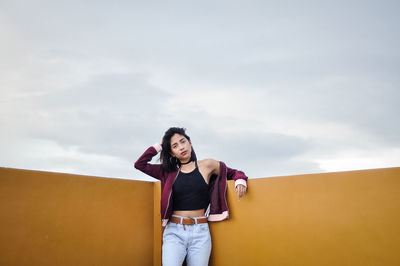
1, 167, 399, 266
0, 167, 156, 266
209, 167, 400, 266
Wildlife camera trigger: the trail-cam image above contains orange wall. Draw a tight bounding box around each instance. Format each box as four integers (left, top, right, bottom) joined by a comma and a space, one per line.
2, 167, 399, 266
209, 167, 400, 266
0, 167, 156, 266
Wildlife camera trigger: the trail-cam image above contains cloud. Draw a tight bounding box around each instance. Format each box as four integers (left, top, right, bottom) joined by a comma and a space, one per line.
0, 72, 171, 180
1, 0, 399, 179
192, 129, 320, 178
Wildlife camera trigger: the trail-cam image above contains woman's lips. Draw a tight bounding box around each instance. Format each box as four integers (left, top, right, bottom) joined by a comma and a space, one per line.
181, 151, 188, 155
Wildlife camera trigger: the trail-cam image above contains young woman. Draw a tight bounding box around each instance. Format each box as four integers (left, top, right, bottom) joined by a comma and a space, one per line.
134, 127, 248, 266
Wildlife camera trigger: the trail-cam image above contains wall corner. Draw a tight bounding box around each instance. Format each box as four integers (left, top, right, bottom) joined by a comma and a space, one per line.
153, 181, 162, 266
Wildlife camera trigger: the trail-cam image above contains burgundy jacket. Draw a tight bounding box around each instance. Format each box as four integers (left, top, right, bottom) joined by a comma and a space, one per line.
134, 145, 248, 226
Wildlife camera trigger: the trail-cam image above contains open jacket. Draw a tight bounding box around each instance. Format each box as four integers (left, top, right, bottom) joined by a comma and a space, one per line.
134, 144, 248, 226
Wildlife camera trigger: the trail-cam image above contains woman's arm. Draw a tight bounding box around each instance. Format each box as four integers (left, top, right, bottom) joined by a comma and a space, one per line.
134, 143, 164, 180
204, 159, 248, 199
226, 166, 248, 199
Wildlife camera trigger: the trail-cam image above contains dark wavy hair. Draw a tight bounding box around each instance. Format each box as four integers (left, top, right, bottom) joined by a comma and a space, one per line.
160, 127, 197, 172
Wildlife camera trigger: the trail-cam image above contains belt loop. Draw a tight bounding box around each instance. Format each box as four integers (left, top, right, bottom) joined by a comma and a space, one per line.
194, 217, 198, 225
180, 217, 186, 230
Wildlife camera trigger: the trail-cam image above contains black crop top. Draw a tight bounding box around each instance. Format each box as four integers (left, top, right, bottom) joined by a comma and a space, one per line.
172, 162, 210, 211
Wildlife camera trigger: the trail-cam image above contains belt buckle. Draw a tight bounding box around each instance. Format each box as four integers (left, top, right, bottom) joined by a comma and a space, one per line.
190, 217, 198, 225
179, 217, 195, 225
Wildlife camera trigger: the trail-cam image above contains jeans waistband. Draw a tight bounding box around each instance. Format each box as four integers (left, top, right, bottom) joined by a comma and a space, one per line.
172, 214, 207, 219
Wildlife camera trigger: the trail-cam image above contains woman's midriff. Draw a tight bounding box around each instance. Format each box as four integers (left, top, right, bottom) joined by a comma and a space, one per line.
173, 209, 205, 218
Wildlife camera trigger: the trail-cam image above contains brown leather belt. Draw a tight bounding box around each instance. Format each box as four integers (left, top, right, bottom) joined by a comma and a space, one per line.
170, 216, 208, 225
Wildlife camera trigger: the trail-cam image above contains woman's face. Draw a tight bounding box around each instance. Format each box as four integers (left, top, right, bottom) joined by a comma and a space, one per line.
170, 133, 192, 162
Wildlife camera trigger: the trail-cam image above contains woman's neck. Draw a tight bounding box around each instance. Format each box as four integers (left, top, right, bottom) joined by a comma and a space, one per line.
180, 159, 192, 165
179, 161, 195, 172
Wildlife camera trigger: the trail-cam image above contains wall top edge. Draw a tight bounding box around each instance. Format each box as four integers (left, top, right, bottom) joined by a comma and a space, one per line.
1, 166, 399, 183
0, 166, 158, 183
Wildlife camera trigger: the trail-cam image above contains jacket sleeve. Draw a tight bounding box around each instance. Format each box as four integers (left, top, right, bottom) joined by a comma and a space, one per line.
226, 166, 248, 188
134, 145, 164, 180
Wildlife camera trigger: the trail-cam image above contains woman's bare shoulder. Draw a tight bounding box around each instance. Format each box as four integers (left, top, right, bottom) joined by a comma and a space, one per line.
198, 158, 220, 169
199, 158, 218, 164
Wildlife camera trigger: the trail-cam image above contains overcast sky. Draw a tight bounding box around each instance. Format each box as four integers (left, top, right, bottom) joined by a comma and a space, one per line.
1, 0, 399, 181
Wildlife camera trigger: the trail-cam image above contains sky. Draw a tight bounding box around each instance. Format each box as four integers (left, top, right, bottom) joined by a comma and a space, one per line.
1, 0, 399, 181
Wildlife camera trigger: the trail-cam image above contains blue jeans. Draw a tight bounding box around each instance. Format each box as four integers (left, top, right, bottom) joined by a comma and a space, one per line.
162, 216, 212, 266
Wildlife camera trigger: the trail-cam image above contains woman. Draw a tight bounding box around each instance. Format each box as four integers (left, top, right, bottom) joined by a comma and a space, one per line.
134, 127, 248, 266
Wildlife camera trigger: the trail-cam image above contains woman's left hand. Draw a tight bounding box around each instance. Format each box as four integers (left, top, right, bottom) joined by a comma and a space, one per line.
235, 184, 247, 199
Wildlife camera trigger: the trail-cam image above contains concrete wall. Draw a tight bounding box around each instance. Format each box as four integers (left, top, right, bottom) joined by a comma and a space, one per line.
209, 167, 400, 266
1, 166, 399, 265
0, 167, 156, 266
